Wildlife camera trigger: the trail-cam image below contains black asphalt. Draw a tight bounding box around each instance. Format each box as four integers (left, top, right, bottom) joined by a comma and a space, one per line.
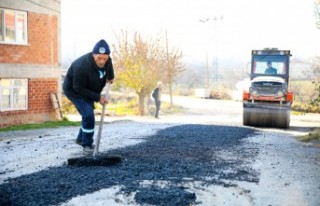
0, 124, 258, 206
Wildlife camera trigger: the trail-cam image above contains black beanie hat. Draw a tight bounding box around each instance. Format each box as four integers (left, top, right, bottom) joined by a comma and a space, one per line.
92, 39, 110, 55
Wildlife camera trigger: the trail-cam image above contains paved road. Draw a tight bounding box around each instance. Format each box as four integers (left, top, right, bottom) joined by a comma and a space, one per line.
0, 95, 319, 205
161, 95, 320, 130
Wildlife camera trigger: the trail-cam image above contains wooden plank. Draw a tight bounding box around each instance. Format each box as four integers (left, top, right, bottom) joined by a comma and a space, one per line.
50, 93, 63, 120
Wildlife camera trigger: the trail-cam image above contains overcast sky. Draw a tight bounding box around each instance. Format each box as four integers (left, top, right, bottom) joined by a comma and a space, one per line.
61, 0, 320, 65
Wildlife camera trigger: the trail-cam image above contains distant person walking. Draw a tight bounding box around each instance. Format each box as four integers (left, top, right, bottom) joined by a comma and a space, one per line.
63, 39, 114, 154
152, 82, 162, 118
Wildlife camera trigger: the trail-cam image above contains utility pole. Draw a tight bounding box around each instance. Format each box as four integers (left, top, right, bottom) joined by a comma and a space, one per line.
165, 30, 173, 106
199, 16, 223, 87
205, 50, 210, 87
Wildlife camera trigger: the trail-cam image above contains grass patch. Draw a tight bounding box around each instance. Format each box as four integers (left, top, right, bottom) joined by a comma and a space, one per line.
102, 101, 139, 116
291, 110, 305, 115
161, 102, 185, 114
0, 119, 81, 133
298, 128, 320, 142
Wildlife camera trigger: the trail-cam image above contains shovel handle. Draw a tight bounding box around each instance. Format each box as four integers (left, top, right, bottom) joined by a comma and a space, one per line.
93, 83, 111, 158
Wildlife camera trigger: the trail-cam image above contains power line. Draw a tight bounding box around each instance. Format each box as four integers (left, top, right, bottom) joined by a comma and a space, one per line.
25, 0, 60, 13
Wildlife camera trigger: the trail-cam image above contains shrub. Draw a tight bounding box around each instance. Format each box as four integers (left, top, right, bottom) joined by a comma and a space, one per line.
209, 87, 232, 100
61, 95, 77, 115
292, 102, 320, 113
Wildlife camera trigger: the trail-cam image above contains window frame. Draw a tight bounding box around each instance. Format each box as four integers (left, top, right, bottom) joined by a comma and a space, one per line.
0, 78, 28, 111
0, 8, 28, 45
252, 55, 289, 75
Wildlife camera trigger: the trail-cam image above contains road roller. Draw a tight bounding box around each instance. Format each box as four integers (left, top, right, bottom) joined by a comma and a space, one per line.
243, 48, 293, 128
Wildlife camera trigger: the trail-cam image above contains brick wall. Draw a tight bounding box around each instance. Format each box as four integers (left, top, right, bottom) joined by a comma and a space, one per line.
0, 5, 61, 128
0, 78, 58, 128
28, 78, 58, 113
0, 12, 58, 64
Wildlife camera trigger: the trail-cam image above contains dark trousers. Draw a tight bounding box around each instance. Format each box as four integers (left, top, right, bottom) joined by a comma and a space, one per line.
154, 100, 161, 118
67, 97, 95, 147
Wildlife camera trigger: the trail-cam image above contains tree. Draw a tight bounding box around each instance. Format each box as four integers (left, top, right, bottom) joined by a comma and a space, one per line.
112, 30, 185, 114
112, 31, 164, 115
312, 1, 320, 106
164, 31, 185, 106
314, 0, 320, 29
310, 56, 320, 105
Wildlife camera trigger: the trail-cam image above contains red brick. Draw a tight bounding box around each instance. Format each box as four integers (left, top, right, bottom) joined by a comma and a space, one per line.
0, 12, 58, 65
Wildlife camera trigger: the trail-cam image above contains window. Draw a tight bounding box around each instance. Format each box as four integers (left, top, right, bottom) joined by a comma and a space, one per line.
0, 79, 28, 111
253, 55, 288, 75
0, 8, 28, 44
0, 10, 3, 41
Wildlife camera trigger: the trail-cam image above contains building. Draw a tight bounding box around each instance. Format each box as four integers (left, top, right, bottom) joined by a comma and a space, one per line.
0, 0, 61, 128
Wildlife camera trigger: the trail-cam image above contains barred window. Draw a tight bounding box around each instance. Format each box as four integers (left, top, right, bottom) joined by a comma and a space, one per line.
0, 79, 28, 111
0, 8, 28, 44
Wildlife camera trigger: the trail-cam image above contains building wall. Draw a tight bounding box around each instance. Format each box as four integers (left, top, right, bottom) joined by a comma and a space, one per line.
0, 78, 58, 128
0, 1, 61, 128
0, 12, 58, 64
0, 63, 62, 127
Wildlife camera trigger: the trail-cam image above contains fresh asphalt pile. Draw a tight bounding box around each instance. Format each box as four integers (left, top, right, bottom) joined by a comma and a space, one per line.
0, 124, 258, 206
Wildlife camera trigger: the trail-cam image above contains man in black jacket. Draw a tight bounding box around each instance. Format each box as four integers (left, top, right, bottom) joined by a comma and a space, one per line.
63, 39, 114, 154
152, 81, 162, 118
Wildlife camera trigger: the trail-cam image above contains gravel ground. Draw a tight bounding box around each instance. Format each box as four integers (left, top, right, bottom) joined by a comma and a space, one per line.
1, 96, 320, 205
0, 123, 258, 206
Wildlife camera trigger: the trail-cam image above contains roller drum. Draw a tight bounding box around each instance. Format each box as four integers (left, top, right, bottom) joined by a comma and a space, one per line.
243, 106, 290, 128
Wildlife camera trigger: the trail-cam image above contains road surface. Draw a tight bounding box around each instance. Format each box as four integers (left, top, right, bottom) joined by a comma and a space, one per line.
0, 95, 319, 205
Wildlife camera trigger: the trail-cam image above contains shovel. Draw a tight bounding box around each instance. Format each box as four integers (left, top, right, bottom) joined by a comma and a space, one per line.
67, 83, 122, 166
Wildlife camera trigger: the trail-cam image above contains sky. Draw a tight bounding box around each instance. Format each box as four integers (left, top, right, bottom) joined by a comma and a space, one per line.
61, 0, 320, 66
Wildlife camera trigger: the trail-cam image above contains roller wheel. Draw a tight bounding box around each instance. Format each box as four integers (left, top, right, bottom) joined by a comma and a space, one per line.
243, 107, 290, 128
243, 108, 251, 126
274, 109, 290, 128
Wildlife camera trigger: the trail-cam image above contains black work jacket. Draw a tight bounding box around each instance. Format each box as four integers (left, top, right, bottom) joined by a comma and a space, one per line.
63, 52, 114, 106
152, 87, 160, 101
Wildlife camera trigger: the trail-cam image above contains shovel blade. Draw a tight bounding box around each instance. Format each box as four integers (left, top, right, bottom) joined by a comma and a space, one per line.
67, 155, 122, 166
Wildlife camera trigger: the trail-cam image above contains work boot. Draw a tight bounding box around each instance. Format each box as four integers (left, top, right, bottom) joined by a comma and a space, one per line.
75, 139, 82, 146
83, 145, 95, 155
